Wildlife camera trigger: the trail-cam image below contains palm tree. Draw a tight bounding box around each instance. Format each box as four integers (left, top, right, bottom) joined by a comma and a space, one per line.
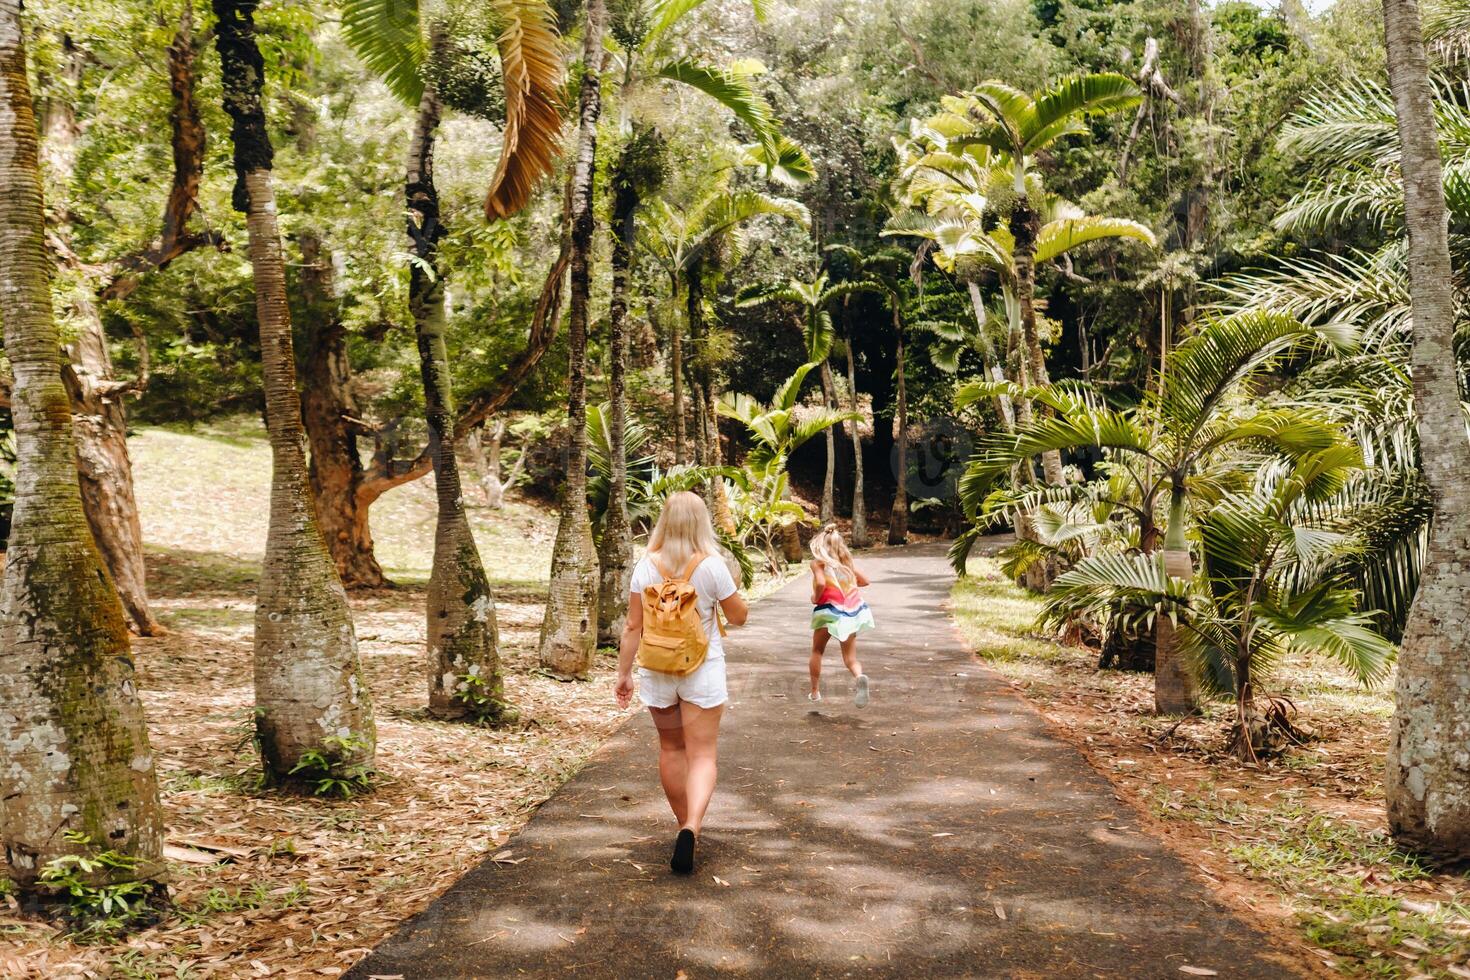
595, 1, 806, 641
1044, 447, 1394, 761
343, 0, 563, 714
958, 311, 1354, 714
639, 186, 811, 523
0, 0, 165, 888
1381, 0, 1470, 858
538, 0, 607, 678
887, 125, 1154, 491
736, 273, 879, 531
932, 75, 1141, 483
213, 0, 375, 783
718, 362, 860, 571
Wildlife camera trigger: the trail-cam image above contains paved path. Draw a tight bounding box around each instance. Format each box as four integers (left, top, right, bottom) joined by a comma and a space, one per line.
349, 545, 1298, 979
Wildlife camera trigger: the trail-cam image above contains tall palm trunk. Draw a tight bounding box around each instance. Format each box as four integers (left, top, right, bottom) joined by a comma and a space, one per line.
669, 292, 686, 464
0, 0, 164, 887
818, 360, 838, 523
1009, 195, 1065, 485
213, 0, 374, 782
844, 329, 868, 548
888, 300, 909, 545
43, 32, 169, 635
687, 266, 709, 470
1154, 482, 1199, 714
408, 85, 513, 722
538, 0, 605, 677
597, 149, 639, 644
1382, 0, 1470, 857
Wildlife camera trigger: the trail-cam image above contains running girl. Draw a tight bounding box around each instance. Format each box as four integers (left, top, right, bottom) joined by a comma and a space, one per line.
807, 524, 874, 706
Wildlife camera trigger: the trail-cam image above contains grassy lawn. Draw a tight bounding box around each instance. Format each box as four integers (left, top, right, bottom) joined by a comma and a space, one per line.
951, 557, 1470, 979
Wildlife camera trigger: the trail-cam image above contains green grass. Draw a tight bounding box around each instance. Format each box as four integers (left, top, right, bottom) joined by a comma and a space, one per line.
130, 417, 557, 586
948, 560, 1066, 664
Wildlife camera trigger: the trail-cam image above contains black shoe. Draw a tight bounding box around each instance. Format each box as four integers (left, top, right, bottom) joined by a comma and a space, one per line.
671, 828, 695, 874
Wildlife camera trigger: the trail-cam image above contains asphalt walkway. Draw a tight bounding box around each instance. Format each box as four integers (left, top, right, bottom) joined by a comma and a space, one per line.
349, 544, 1297, 979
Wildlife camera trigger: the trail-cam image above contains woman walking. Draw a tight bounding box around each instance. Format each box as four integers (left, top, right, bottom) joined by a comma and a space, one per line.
615, 492, 748, 874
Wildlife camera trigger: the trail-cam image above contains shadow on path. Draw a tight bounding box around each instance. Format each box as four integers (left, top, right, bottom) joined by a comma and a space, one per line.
348, 544, 1298, 979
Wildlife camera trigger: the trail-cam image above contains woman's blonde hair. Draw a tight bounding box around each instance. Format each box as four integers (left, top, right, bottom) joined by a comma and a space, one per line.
810, 523, 854, 574
647, 491, 721, 575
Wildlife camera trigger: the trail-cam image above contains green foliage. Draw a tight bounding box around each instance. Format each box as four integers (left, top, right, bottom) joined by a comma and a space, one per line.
287, 735, 378, 798
37, 832, 157, 936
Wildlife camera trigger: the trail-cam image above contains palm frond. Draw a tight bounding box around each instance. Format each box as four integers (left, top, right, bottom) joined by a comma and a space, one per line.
341, 0, 425, 106
658, 59, 779, 151
485, 0, 565, 219
740, 136, 815, 186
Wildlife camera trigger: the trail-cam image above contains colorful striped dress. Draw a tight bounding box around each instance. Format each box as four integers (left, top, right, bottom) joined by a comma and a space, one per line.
810, 563, 875, 640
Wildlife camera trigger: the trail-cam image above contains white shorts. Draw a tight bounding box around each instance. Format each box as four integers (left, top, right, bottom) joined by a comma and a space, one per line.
638, 657, 728, 710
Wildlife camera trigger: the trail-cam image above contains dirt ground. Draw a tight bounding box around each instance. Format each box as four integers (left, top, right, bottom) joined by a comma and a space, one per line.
0, 423, 633, 977
950, 557, 1470, 979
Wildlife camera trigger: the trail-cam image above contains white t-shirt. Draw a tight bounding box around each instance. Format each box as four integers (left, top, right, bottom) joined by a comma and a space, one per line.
629, 553, 738, 660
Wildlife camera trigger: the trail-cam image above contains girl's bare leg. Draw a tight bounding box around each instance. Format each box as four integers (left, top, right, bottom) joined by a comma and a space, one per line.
678, 701, 725, 834
649, 705, 687, 824
809, 628, 829, 698
840, 635, 863, 679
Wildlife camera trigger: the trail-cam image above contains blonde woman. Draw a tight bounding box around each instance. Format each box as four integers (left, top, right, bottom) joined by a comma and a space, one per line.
808, 523, 874, 705
615, 491, 748, 874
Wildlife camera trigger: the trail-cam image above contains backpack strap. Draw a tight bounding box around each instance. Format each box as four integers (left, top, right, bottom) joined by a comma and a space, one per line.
674, 552, 705, 583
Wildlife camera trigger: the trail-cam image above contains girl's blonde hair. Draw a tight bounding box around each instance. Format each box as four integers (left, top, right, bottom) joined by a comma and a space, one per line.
647, 491, 721, 575
810, 523, 854, 574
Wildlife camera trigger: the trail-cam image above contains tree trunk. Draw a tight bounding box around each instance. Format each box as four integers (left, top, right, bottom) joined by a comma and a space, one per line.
669, 293, 687, 465
818, 360, 837, 523
538, 0, 604, 677
407, 85, 513, 723
687, 267, 709, 471
1383, 0, 1470, 858
41, 34, 162, 635
887, 303, 909, 545
596, 152, 638, 644
845, 331, 867, 548
0, 1, 165, 888
1153, 482, 1199, 714
214, 0, 375, 783
1009, 197, 1064, 485
298, 232, 389, 588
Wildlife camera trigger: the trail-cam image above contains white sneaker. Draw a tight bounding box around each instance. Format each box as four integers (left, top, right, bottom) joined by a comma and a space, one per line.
854, 675, 870, 708
808, 691, 822, 702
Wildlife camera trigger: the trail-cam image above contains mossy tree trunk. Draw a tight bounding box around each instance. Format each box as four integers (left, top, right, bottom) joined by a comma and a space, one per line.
0, 0, 165, 888
213, 0, 375, 784
538, 0, 605, 677
406, 84, 513, 722
1382, 0, 1470, 858
41, 13, 213, 636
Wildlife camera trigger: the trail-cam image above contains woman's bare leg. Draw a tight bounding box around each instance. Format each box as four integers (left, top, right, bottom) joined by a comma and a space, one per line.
649, 705, 687, 824
809, 628, 830, 697
678, 701, 725, 834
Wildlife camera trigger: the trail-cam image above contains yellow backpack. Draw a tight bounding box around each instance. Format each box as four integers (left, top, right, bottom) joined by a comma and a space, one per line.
636, 553, 725, 676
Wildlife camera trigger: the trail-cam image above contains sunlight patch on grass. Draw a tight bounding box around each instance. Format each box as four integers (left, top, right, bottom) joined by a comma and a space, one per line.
950, 558, 1067, 666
